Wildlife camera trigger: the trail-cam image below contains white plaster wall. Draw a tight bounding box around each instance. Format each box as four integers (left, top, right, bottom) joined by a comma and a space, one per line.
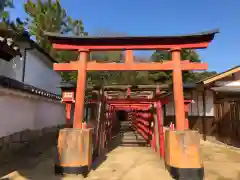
165, 90, 214, 116
0, 55, 23, 81
24, 50, 61, 95
0, 47, 62, 95
0, 88, 66, 138
205, 90, 214, 116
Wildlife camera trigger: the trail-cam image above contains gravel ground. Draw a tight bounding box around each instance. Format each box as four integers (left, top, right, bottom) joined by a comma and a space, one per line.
1, 131, 239, 180
201, 140, 240, 180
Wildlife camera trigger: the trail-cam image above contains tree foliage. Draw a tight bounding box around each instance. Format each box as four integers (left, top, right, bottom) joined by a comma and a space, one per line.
24, 0, 69, 56
24, 0, 88, 81
0, 0, 25, 32
0, 0, 14, 22
149, 49, 217, 83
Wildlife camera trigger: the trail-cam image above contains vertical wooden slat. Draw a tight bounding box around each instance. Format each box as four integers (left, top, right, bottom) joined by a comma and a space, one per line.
214, 98, 240, 144
202, 89, 206, 140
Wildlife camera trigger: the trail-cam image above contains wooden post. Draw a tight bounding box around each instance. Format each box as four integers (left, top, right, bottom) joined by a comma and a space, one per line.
171, 48, 185, 131
184, 104, 189, 129
153, 103, 159, 153
156, 100, 164, 157
66, 103, 72, 128
127, 87, 131, 98
73, 50, 88, 129
202, 88, 207, 140
184, 100, 193, 129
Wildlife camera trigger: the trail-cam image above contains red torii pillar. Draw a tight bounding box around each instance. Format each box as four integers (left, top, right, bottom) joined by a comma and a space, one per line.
184, 99, 193, 129
74, 50, 88, 129
155, 86, 165, 157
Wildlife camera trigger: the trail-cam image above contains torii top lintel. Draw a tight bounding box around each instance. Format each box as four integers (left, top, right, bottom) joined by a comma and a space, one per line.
44, 29, 219, 50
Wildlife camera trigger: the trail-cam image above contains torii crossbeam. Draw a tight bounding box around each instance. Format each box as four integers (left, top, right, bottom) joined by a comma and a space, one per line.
45, 29, 219, 131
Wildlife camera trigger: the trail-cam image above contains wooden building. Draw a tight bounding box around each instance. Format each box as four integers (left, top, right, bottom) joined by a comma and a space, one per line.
165, 66, 240, 145
198, 66, 240, 145
0, 29, 62, 94
164, 83, 214, 136
0, 29, 65, 142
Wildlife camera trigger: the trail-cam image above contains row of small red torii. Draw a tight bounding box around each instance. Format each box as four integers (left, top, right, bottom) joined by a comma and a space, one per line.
63, 83, 193, 157
45, 30, 218, 149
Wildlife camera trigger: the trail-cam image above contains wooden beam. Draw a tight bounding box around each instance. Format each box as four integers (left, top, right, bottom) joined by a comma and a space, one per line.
181, 62, 208, 70
88, 98, 170, 104
86, 62, 207, 71
110, 104, 152, 107
52, 42, 210, 51
53, 60, 205, 72
87, 61, 175, 71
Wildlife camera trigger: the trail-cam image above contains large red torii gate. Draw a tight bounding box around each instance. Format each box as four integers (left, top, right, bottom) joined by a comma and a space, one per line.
45, 30, 218, 131
45, 30, 219, 178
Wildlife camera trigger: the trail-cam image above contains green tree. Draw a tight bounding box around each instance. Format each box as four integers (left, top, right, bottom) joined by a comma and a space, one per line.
86, 30, 125, 86
90, 30, 125, 63
24, 0, 69, 56
193, 71, 217, 82
59, 17, 88, 82
149, 49, 204, 83
24, 0, 89, 82
88, 30, 154, 86
0, 0, 14, 23
0, 0, 25, 32
66, 17, 88, 37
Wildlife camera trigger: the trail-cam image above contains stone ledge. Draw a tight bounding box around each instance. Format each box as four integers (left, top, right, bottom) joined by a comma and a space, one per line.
0, 124, 65, 159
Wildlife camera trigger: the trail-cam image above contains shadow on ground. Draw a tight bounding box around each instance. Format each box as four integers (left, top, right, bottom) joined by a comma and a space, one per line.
0, 132, 62, 180
0, 121, 151, 180
90, 120, 150, 172
90, 120, 149, 170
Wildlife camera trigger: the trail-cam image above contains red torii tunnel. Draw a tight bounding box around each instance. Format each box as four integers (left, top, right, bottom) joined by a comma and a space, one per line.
46, 29, 219, 179
95, 87, 167, 157
59, 84, 194, 158
59, 84, 170, 155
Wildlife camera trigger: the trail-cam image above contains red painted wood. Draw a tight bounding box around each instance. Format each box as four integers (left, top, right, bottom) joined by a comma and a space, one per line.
65, 103, 72, 128
156, 101, 164, 157
52, 42, 210, 51
88, 99, 170, 104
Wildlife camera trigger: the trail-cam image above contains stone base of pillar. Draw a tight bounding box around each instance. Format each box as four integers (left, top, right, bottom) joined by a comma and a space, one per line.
55, 128, 93, 176
168, 166, 204, 180
54, 165, 89, 175
164, 130, 204, 180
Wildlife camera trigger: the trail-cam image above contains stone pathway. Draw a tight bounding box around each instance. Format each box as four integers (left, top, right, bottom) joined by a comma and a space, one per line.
85, 146, 172, 180
0, 146, 172, 180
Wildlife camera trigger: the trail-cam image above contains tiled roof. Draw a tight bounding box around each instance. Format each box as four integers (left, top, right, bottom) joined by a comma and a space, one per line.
0, 75, 61, 100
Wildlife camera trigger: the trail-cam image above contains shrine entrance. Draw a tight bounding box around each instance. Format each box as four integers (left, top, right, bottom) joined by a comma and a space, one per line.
116, 110, 128, 121
45, 29, 219, 179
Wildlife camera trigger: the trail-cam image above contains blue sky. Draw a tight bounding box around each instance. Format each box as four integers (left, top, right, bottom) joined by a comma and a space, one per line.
9, 0, 240, 73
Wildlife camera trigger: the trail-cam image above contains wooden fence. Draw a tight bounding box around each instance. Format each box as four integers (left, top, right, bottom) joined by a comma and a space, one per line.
214, 99, 240, 146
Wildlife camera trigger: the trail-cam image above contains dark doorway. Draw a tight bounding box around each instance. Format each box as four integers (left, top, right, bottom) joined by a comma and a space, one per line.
116, 110, 128, 121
